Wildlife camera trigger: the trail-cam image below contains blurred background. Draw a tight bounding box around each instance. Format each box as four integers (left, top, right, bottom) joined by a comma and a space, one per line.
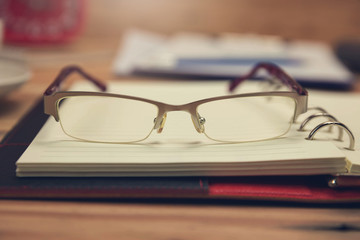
1, 0, 359, 45
84, 0, 360, 45
1, 0, 359, 77
0, 0, 360, 138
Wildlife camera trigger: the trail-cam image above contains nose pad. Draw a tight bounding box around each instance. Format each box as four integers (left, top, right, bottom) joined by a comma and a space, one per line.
156, 113, 167, 133
191, 113, 206, 133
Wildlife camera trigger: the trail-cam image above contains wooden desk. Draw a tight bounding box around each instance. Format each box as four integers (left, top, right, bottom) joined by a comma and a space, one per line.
1, 199, 360, 240
1, 34, 360, 240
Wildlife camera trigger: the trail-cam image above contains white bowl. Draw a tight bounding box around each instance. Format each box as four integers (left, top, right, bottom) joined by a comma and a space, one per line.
0, 56, 31, 97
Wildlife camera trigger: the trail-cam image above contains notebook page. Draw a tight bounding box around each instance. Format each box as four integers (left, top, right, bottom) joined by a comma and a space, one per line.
16, 81, 346, 176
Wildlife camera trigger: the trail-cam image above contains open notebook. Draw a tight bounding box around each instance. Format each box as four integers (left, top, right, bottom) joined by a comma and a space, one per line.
16, 81, 360, 177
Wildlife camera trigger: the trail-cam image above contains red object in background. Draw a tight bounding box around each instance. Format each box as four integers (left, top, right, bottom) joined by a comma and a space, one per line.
0, 0, 86, 44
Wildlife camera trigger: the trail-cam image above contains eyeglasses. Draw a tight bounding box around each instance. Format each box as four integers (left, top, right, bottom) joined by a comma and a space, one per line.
44, 63, 308, 143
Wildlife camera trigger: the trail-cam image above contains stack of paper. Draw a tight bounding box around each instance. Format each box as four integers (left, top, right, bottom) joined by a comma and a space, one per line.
113, 30, 354, 89
16, 81, 360, 177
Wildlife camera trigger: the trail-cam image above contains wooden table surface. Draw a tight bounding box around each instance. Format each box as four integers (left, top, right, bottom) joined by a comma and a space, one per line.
1, 0, 360, 237
1, 199, 360, 240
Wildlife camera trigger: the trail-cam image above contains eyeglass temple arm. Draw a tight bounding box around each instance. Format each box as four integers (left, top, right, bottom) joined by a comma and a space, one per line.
228, 62, 307, 96
44, 65, 107, 96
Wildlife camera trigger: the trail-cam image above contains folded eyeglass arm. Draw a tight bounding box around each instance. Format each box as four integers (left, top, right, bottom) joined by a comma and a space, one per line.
46, 63, 307, 97
44, 65, 107, 96
228, 62, 307, 96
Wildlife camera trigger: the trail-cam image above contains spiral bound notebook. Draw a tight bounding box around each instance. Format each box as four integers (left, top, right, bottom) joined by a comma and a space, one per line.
2, 81, 360, 201
14, 81, 360, 177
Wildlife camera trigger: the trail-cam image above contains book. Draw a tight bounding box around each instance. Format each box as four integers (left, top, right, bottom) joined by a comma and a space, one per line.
112, 30, 354, 89
15, 81, 360, 177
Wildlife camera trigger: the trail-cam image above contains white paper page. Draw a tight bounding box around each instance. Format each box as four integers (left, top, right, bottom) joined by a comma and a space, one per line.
16, 81, 347, 176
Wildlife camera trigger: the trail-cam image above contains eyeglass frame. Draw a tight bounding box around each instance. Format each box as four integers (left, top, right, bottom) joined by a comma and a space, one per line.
44, 62, 308, 142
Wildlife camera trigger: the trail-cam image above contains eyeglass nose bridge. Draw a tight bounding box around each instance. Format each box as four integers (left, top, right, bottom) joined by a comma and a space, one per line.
153, 103, 205, 134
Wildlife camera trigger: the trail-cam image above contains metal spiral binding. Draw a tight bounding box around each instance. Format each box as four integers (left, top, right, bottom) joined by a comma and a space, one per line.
307, 121, 355, 151
298, 112, 343, 140
299, 107, 355, 151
